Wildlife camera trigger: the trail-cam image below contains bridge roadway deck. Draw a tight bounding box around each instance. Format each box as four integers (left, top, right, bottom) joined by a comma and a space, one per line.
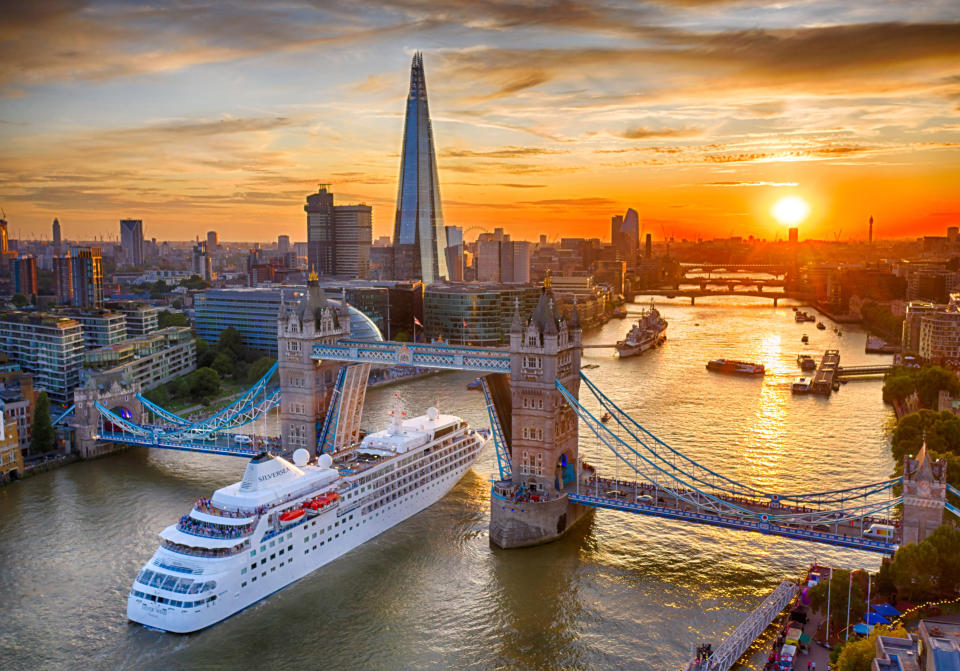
567, 477, 898, 554
97, 431, 281, 458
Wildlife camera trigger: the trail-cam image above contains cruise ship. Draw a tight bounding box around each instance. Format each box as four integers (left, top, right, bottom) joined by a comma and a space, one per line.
127, 395, 488, 633
616, 302, 668, 358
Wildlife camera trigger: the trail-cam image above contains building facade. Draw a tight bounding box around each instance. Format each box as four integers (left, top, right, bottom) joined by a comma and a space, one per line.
106, 301, 160, 338
120, 219, 144, 267
0, 311, 84, 405
84, 327, 196, 391
392, 53, 448, 284
53, 252, 74, 304
194, 287, 381, 355
0, 362, 34, 455
12, 255, 38, 298
66, 247, 104, 309
305, 187, 372, 280
0, 413, 24, 482
69, 310, 128, 349
423, 284, 540, 346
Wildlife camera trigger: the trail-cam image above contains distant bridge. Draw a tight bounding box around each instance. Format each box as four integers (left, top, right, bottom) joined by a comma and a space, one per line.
641, 288, 814, 306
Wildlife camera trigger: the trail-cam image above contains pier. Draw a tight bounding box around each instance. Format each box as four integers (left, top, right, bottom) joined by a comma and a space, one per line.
811, 349, 840, 395
684, 581, 799, 671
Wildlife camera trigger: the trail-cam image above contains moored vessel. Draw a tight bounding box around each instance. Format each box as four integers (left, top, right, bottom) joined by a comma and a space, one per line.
616, 301, 668, 358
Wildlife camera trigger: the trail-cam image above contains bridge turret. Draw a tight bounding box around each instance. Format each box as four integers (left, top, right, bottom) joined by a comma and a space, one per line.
72, 373, 142, 458
901, 440, 947, 545
278, 275, 350, 456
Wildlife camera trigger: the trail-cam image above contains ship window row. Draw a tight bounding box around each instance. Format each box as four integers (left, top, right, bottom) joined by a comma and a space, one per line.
131, 589, 217, 609
136, 570, 216, 594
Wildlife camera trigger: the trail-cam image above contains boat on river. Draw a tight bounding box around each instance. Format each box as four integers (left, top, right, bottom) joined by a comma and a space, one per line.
705, 359, 765, 376
127, 395, 488, 633
616, 301, 668, 358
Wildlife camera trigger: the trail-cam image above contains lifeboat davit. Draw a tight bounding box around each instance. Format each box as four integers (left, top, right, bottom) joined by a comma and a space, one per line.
279, 509, 305, 525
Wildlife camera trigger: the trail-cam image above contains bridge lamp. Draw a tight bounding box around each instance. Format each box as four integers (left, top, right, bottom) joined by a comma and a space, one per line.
771, 196, 810, 226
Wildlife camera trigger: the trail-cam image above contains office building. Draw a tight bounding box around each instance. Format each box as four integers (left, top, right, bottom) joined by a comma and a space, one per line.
192, 240, 213, 281
788, 227, 799, 244
0, 311, 84, 404
52, 218, 62, 250
120, 219, 144, 267
206, 230, 218, 252
903, 301, 940, 355
106, 301, 160, 338
305, 187, 372, 279
69, 247, 104, 309
84, 327, 196, 392
444, 226, 464, 282
13, 256, 38, 298
423, 284, 540, 346
278, 235, 290, 255
194, 287, 381, 355
392, 53, 448, 284
612, 208, 639, 262
0, 217, 7, 254
68, 310, 128, 349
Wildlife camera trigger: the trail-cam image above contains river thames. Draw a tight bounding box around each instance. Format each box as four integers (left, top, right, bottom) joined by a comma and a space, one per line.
0, 296, 896, 670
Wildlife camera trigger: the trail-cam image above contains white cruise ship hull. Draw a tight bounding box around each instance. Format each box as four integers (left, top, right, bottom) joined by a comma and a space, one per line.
128, 435, 486, 633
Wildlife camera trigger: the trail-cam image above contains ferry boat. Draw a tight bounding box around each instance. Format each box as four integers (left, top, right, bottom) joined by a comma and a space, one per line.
792, 377, 812, 393
705, 359, 765, 376
612, 306, 628, 319
801, 334, 809, 343
127, 395, 488, 633
616, 301, 668, 358
795, 311, 816, 323
816, 321, 826, 330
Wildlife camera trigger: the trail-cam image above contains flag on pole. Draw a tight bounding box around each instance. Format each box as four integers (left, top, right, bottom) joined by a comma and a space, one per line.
413, 317, 423, 327
463, 320, 468, 328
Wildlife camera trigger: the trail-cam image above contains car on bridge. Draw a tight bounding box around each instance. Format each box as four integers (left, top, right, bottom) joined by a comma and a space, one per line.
233, 434, 253, 445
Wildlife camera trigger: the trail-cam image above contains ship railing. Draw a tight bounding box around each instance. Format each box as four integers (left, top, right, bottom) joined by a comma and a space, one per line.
176, 518, 257, 540
161, 538, 249, 558
193, 497, 264, 519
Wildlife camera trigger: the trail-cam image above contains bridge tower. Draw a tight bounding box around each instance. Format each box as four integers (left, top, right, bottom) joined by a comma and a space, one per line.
71, 373, 143, 458
489, 276, 591, 548
901, 441, 947, 545
277, 273, 350, 456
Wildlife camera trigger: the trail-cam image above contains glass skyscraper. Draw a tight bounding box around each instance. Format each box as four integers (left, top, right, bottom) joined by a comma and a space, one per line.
393, 52, 448, 285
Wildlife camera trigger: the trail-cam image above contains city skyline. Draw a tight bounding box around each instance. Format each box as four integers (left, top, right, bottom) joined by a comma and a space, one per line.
1, 2, 959, 243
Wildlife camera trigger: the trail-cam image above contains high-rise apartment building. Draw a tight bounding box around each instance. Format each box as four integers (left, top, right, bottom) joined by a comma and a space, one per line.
120, 219, 144, 267
0, 217, 7, 254
277, 235, 290, 255
69, 247, 104, 309
305, 187, 372, 279
12, 256, 38, 297
788, 227, 799, 244
445, 226, 464, 282
392, 53, 448, 284
0, 311, 84, 404
206, 230, 218, 252
52, 218, 62, 250
53, 252, 74, 304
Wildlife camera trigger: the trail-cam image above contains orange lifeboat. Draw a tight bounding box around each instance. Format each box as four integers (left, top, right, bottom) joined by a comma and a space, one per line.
279, 509, 305, 525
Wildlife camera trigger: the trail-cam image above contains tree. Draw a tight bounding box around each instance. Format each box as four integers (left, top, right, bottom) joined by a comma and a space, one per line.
149, 279, 169, 298
158, 310, 188, 329
11, 293, 28, 307
211, 352, 233, 377
247, 357, 276, 384
889, 540, 940, 602
917, 366, 960, 409
808, 569, 866, 635
189, 367, 221, 399
143, 384, 170, 406
30, 391, 55, 454
835, 625, 909, 671
217, 327, 246, 360
180, 274, 210, 290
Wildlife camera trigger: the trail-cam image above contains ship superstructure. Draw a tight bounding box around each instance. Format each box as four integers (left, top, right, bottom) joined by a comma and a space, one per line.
616, 302, 668, 358
128, 395, 487, 633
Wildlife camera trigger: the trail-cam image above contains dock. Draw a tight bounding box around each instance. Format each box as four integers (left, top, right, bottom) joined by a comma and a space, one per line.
811, 349, 840, 395
683, 581, 800, 671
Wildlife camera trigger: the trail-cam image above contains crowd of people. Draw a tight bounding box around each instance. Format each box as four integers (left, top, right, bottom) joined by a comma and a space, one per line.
161, 539, 245, 558
193, 497, 267, 519
177, 514, 256, 539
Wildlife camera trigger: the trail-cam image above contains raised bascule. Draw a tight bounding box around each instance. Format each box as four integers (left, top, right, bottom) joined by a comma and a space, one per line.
57, 274, 957, 555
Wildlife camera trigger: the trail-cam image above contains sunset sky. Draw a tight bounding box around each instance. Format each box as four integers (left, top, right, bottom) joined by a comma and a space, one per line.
2, 1, 959, 244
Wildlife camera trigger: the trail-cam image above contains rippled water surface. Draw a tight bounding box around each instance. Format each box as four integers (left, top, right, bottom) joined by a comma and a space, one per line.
0, 297, 896, 670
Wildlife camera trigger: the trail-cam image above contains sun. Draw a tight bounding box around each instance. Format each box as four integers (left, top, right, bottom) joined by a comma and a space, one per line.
771, 195, 810, 225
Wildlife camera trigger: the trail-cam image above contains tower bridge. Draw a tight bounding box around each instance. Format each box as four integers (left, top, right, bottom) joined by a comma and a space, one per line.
62, 274, 957, 555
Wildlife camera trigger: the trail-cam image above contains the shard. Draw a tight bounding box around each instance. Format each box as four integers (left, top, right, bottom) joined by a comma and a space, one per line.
392, 52, 448, 284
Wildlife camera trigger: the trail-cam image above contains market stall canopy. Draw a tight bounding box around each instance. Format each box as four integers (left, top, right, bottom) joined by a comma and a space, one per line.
853, 623, 873, 635
872, 604, 901, 617
866, 612, 890, 625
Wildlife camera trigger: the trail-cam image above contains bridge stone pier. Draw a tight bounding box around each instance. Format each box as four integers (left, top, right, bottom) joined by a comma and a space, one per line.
72, 373, 143, 458
489, 283, 593, 549
902, 442, 947, 545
